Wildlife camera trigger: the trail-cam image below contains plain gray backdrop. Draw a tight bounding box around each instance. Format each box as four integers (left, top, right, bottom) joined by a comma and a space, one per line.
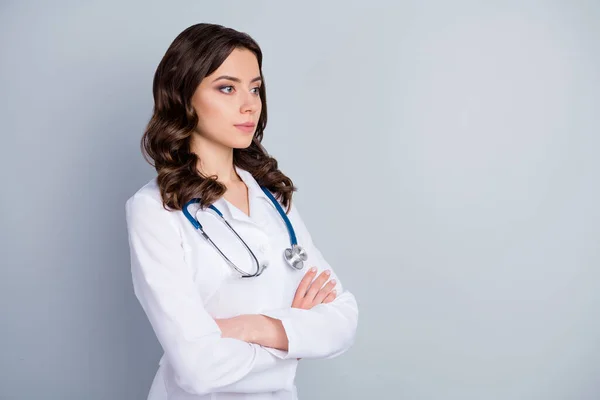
1, 1, 599, 399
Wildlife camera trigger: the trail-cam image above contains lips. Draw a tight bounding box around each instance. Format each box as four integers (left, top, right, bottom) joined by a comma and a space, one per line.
235, 122, 256, 128
234, 122, 256, 133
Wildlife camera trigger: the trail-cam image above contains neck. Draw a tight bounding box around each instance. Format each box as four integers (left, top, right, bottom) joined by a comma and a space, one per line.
190, 134, 240, 185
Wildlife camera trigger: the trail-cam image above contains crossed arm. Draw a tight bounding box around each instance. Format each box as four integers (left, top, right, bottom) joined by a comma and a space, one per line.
216, 267, 339, 353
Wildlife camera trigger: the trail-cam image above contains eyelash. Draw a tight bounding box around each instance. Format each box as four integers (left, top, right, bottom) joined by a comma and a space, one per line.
219, 85, 261, 95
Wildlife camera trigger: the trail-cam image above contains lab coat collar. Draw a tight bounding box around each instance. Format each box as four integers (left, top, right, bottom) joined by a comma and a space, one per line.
234, 166, 272, 204
211, 166, 274, 224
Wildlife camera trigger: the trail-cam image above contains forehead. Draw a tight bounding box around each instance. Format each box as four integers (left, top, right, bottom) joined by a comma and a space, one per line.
207, 48, 260, 80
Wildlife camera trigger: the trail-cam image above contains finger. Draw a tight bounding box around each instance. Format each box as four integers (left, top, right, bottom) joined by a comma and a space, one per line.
292, 267, 317, 306
296, 267, 318, 297
305, 270, 331, 302
322, 290, 337, 303
313, 279, 337, 305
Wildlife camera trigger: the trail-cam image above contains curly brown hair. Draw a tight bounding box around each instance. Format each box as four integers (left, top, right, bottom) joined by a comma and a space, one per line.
141, 23, 296, 213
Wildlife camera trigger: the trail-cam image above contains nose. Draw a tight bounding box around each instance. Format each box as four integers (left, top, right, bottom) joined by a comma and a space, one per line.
240, 91, 260, 114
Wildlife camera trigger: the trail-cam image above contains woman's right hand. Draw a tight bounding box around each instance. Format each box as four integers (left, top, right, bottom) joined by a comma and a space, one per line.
291, 267, 337, 310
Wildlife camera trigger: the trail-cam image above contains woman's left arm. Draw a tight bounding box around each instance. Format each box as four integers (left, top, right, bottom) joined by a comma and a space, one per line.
219, 203, 359, 360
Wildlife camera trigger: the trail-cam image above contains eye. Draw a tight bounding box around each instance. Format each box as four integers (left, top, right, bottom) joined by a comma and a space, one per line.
219, 85, 234, 94
251, 86, 261, 95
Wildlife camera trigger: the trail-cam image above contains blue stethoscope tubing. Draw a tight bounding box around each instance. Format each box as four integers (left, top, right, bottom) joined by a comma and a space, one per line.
182, 186, 307, 278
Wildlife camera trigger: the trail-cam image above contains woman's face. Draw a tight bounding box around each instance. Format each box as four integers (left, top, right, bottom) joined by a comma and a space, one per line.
191, 48, 263, 149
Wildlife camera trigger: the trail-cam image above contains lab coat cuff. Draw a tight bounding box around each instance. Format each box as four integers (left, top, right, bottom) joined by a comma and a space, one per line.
252, 342, 281, 371
260, 308, 302, 360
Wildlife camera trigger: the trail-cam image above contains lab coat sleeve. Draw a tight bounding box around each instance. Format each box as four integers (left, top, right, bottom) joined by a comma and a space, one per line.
125, 193, 297, 396
260, 203, 359, 360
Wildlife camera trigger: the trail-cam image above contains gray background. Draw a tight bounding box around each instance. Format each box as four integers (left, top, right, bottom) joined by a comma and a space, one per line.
1, 1, 599, 399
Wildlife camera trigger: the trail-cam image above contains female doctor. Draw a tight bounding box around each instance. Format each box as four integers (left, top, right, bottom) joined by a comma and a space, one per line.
125, 23, 359, 400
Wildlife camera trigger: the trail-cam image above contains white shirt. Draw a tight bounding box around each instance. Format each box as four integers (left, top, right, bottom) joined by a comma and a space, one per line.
125, 166, 359, 400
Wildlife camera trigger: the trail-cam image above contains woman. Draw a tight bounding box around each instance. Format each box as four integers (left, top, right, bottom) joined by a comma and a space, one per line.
125, 23, 358, 400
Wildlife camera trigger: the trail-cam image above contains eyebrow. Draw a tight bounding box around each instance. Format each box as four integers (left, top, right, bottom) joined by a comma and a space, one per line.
211, 75, 262, 84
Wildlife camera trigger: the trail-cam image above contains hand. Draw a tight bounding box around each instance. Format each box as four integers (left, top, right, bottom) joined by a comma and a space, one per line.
292, 267, 337, 310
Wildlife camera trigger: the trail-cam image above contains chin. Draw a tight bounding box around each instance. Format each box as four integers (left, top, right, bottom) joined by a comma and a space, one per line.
230, 138, 254, 149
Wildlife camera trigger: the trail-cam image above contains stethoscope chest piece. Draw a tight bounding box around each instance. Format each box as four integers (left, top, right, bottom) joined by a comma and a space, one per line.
284, 244, 308, 270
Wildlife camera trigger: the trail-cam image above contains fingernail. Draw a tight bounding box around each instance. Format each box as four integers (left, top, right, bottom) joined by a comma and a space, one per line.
331, 279, 336, 284
310, 267, 317, 272
325, 270, 331, 275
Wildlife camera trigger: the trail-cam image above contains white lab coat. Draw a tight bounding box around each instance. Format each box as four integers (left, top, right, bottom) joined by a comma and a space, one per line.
125, 166, 358, 400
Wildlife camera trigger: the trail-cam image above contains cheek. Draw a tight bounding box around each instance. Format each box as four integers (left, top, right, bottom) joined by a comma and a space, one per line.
195, 96, 230, 130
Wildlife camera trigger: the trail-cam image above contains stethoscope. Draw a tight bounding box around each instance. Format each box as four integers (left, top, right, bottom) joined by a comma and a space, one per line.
182, 186, 307, 278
